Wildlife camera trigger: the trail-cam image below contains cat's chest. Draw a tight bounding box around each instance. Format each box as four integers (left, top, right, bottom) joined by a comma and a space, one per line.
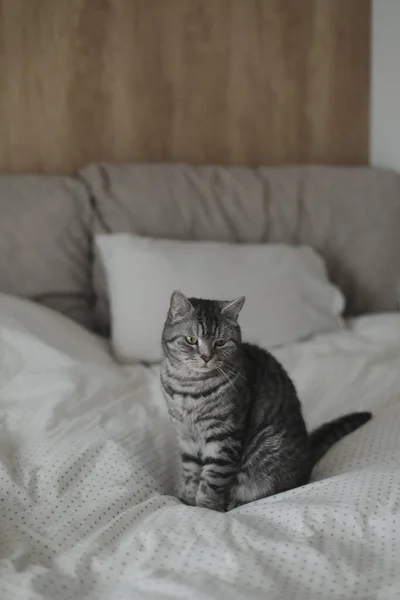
165, 391, 218, 437
166, 392, 202, 421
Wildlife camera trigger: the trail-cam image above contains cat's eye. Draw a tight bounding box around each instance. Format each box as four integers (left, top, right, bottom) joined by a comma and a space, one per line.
185, 336, 198, 345
214, 340, 226, 348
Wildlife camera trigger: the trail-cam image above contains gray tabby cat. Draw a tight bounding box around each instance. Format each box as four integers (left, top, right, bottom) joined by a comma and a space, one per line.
160, 291, 372, 512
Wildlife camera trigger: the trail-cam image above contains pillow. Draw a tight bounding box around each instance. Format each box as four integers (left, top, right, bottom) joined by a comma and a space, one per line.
96, 234, 345, 363
82, 163, 400, 336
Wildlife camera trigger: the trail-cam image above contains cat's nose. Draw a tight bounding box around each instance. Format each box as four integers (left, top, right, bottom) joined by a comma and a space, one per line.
201, 355, 211, 363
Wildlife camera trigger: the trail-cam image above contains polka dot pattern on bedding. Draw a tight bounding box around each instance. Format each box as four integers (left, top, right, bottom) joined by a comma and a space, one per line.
0, 311, 400, 599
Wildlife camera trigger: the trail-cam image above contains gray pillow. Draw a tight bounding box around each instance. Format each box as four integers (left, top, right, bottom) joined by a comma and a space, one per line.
0, 175, 94, 329
80, 163, 400, 334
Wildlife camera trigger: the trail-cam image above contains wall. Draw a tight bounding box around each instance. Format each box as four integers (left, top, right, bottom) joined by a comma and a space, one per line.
0, 0, 370, 173
370, 0, 400, 171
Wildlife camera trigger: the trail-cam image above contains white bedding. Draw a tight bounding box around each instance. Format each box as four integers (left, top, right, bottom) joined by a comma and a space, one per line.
0, 295, 400, 599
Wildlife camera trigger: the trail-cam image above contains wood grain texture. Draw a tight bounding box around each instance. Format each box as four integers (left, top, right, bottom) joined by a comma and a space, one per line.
0, 0, 370, 173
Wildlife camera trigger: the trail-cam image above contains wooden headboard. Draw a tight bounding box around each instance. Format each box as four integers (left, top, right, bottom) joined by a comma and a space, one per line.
0, 0, 371, 174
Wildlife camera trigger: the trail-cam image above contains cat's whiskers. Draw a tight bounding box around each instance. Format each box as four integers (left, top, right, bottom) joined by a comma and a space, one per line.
221, 364, 248, 384
216, 366, 241, 394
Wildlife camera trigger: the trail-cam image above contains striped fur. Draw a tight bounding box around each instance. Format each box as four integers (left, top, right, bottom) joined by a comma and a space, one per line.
160, 292, 372, 511
309, 412, 372, 465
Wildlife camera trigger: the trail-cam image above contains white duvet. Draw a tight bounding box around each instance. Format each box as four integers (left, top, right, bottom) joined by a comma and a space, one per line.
0, 294, 399, 600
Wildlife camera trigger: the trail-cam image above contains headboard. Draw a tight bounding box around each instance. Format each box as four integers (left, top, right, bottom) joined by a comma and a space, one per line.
80, 162, 400, 332
0, 163, 399, 333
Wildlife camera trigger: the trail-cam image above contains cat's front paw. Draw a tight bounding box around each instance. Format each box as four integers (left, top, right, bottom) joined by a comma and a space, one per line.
226, 498, 240, 511
226, 487, 245, 511
195, 496, 225, 512
178, 496, 195, 506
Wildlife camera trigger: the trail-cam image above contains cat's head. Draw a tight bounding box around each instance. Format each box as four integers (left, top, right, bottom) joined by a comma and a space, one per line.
161, 291, 245, 373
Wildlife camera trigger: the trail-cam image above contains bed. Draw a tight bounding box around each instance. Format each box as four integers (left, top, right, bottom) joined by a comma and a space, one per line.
1, 164, 400, 599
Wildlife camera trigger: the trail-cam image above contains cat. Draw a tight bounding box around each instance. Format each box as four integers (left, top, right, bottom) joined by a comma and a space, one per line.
160, 291, 372, 512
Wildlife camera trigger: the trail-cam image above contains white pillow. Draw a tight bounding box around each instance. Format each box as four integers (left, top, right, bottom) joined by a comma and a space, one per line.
96, 234, 345, 363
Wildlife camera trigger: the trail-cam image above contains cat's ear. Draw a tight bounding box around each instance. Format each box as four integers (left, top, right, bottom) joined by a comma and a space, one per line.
169, 290, 193, 319
220, 296, 245, 321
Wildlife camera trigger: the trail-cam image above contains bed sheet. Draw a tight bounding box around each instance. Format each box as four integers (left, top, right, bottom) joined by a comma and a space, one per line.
0, 298, 399, 600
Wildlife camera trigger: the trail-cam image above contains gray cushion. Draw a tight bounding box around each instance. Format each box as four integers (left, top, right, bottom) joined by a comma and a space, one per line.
80, 163, 400, 333
0, 175, 94, 329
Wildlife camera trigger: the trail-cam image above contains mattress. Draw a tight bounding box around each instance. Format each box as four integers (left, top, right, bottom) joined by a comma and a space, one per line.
0, 295, 399, 600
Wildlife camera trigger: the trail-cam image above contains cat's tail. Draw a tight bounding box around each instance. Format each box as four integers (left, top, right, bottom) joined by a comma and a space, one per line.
309, 411, 372, 467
